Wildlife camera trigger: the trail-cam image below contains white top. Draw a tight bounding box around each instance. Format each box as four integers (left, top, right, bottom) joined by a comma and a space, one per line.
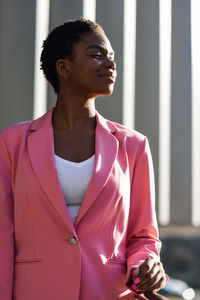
55, 154, 95, 224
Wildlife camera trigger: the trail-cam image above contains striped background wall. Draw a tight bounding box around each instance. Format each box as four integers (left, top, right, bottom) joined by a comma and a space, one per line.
0, 0, 199, 227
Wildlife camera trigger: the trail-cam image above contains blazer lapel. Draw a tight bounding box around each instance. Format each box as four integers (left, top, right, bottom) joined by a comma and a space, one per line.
75, 112, 119, 225
27, 108, 75, 235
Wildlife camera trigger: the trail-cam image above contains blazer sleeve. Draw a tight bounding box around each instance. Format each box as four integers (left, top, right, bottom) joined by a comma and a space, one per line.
125, 137, 161, 282
0, 132, 14, 300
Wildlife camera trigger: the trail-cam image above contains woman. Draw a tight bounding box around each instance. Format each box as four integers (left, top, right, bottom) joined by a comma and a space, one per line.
0, 18, 167, 299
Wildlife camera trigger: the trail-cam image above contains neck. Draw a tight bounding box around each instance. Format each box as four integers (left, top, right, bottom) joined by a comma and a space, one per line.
52, 92, 96, 132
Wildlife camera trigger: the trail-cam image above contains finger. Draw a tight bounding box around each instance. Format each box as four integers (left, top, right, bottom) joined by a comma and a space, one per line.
131, 258, 154, 285
139, 266, 167, 292
139, 257, 155, 279
150, 275, 167, 292
138, 262, 162, 289
131, 258, 155, 292
136, 258, 158, 288
130, 268, 140, 292
138, 270, 163, 291
131, 267, 140, 283
149, 262, 166, 291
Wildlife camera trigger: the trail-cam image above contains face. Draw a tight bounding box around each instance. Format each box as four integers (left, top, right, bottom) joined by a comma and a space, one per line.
63, 31, 117, 97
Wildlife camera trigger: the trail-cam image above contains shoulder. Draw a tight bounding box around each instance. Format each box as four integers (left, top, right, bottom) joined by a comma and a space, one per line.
104, 118, 151, 162
112, 120, 145, 139
0, 120, 34, 165
0, 107, 53, 142
0, 119, 34, 141
106, 118, 147, 145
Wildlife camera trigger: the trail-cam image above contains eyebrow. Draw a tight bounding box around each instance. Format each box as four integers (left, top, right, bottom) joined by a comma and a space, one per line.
86, 44, 115, 56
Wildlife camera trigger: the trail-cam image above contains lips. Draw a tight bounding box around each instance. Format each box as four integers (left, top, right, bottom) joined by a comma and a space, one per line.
99, 72, 116, 82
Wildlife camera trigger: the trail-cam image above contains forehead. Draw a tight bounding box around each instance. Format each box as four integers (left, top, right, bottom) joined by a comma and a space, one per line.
74, 32, 114, 54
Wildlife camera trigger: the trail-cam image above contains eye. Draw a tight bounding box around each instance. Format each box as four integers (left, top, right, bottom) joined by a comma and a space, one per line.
91, 53, 103, 59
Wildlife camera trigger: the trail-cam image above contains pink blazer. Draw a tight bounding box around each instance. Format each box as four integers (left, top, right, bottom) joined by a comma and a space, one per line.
0, 107, 161, 300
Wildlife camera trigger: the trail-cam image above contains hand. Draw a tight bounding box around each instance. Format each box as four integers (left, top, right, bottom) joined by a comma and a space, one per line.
130, 257, 167, 293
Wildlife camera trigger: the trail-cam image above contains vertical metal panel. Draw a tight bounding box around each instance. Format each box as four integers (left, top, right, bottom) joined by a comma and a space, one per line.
0, 0, 35, 129
191, 0, 200, 227
135, 0, 160, 207
96, 0, 123, 124
83, 0, 96, 21
33, 0, 50, 119
170, 0, 192, 223
122, 0, 137, 129
158, 0, 172, 225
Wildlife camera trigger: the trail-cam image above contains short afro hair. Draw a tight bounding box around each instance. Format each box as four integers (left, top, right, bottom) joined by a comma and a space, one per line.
40, 18, 105, 94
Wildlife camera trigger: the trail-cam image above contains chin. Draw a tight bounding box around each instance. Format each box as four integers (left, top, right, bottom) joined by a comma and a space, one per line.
98, 87, 114, 96
91, 84, 115, 97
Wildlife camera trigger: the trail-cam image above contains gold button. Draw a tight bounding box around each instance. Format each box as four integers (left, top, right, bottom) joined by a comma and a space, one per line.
69, 236, 77, 245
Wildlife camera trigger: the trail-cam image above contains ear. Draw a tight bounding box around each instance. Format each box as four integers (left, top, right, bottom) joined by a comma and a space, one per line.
56, 59, 71, 79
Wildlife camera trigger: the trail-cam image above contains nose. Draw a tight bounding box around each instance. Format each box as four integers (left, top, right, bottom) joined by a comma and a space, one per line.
105, 56, 116, 70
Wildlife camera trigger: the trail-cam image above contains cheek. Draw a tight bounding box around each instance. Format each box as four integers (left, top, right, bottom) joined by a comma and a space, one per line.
81, 58, 102, 71
75, 63, 100, 82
